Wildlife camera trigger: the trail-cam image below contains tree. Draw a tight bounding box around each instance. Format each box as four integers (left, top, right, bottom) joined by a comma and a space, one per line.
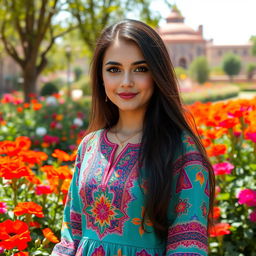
189, 56, 209, 84
246, 63, 256, 81
250, 36, 256, 56
68, 0, 168, 54
222, 53, 241, 82
0, 0, 74, 102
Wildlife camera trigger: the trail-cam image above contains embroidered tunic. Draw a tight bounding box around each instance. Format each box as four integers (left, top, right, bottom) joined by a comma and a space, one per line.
51, 129, 210, 256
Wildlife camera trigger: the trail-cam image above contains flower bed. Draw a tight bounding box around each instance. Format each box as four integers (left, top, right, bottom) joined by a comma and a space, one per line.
182, 84, 240, 104
0, 93, 256, 255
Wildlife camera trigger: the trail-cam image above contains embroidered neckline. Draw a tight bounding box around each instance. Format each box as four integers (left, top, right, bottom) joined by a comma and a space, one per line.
103, 128, 141, 148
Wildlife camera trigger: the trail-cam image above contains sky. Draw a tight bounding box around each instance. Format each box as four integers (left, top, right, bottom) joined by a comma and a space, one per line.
151, 0, 256, 45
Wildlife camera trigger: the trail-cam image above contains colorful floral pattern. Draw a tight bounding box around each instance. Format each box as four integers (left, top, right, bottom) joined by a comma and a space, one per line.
51, 130, 209, 256
85, 187, 125, 235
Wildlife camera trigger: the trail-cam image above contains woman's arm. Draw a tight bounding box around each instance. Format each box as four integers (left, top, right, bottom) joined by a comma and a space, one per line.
166, 134, 210, 256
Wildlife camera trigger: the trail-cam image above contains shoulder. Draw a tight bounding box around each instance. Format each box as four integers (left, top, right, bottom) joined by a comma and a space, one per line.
77, 129, 104, 156
173, 130, 209, 171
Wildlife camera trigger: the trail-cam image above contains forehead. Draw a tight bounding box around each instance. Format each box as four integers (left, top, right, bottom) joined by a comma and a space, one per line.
103, 39, 145, 64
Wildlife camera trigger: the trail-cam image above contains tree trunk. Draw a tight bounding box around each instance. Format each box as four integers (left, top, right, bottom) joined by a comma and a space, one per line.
22, 68, 38, 103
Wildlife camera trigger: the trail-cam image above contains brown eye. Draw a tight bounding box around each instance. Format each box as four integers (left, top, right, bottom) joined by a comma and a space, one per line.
106, 67, 121, 73
134, 66, 149, 72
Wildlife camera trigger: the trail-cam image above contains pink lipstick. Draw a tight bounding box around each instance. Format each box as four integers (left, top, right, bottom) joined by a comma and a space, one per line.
118, 93, 138, 99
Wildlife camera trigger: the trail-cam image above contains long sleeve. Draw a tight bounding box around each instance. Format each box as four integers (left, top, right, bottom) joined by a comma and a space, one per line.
166, 134, 210, 256
51, 143, 84, 256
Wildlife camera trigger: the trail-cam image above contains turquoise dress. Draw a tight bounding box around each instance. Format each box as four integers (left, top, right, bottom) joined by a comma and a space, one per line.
51, 129, 210, 256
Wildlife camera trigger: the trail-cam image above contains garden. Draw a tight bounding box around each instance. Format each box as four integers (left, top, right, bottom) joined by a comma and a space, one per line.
1, 0, 256, 255
0, 91, 256, 255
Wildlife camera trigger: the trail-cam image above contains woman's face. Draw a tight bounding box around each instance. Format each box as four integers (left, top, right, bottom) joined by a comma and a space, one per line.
102, 39, 154, 115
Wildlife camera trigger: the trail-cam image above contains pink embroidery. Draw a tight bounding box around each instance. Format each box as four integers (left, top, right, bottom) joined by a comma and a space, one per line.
167, 221, 208, 253
175, 168, 193, 193
136, 249, 151, 256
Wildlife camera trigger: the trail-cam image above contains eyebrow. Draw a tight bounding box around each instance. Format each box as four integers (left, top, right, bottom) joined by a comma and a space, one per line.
105, 60, 147, 66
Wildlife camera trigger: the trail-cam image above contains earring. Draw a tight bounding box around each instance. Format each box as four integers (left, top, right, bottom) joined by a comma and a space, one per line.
105, 96, 108, 102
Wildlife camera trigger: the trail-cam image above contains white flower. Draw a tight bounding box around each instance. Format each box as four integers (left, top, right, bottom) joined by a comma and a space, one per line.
45, 96, 58, 106
36, 127, 47, 136
73, 118, 83, 127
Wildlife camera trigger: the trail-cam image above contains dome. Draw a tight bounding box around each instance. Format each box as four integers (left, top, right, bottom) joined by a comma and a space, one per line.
158, 8, 205, 43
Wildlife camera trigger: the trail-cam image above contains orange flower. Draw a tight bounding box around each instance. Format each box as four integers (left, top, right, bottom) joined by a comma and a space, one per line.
17, 107, 23, 113
209, 223, 231, 237
15, 137, 31, 151
0, 157, 33, 179
41, 165, 72, 180
13, 252, 29, 256
0, 141, 20, 157
0, 219, 31, 250
42, 228, 59, 243
13, 202, 44, 218
32, 103, 42, 111
207, 144, 227, 158
52, 149, 70, 162
19, 150, 48, 166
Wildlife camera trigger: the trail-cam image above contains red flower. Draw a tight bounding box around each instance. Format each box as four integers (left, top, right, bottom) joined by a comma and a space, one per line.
219, 118, 238, 129
209, 223, 231, 237
213, 206, 221, 219
0, 220, 31, 250
35, 185, 53, 195
249, 210, 256, 222
13, 202, 44, 218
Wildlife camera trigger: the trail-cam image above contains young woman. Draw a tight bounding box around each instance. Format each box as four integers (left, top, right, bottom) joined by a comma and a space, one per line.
51, 19, 215, 256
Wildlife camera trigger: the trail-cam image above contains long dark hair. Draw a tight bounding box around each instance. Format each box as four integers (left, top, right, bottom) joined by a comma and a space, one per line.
88, 19, 215, 241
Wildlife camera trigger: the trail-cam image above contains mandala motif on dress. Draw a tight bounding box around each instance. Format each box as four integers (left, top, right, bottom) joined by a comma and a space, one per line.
80, 132, 139, 239
85, 187, 125, 236
167, 221, 208, 253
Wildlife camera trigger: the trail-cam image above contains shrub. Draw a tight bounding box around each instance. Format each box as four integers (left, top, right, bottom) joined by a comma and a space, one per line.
246, 63, 256, 81
222, 53, 241, 81
189, 56, 209, 84
72, 76, 91, 95
73, 67, 83, 81
40, 82, 59, 96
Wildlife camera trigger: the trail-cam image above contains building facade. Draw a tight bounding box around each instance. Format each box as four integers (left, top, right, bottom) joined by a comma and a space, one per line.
158, 8, 256, 74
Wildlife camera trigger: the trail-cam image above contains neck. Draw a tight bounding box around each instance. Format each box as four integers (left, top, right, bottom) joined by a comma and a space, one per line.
115, 110, 145, 135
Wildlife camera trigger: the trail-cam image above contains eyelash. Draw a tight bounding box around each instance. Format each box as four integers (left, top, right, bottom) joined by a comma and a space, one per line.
106, 66, 149, 73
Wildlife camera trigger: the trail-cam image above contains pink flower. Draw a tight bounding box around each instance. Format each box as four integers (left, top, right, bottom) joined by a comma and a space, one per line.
0, 246, 5, 253
237, 189, 256, 207
43, 135, 60, 144
0, 202, 7, 214
246, 132, 256, 143
35, 185, 53, 195
249, 210, 256, 222
213, 162, 234, 175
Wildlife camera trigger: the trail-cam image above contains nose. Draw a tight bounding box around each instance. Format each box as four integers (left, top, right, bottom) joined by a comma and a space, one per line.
121, 72, 134, 87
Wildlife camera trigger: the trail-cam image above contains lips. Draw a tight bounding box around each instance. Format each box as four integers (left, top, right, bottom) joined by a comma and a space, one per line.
118, 92, 138, 99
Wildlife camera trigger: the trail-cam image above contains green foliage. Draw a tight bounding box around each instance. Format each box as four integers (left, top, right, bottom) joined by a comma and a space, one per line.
210, 66, 225, 76
189, 56, 210, 84
222, 53, 242, 80
246, 63, 256, 81
250, 36, 256, 56
40, 82, 59, 96
68, 0, 168, 54
74, 67, 83, 81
